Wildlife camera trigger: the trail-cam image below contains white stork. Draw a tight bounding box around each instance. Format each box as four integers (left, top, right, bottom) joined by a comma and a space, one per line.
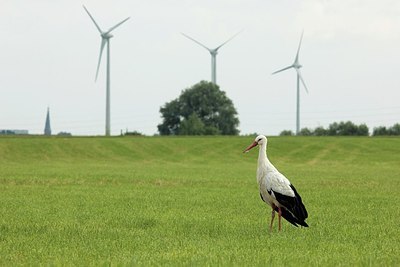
243, 135, 308, 231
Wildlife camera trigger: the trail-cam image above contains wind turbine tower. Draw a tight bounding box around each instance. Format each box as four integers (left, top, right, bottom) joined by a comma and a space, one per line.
181, 31, 242, 84
44, 107, 51, 136
272, 31, 309, 135
83, 5, 130, 136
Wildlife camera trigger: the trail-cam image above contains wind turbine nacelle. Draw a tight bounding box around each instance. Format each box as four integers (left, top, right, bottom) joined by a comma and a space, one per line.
210, 50, 218, 56
101, 32, 114, 39
293, 63, 302, 69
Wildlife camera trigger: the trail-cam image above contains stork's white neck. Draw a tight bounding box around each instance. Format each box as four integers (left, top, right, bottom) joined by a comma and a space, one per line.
258, 142, 268, 166
256, 142, 269, 185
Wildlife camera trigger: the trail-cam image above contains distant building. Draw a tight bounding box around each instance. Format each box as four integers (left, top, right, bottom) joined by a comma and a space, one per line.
44, 107, 51, 136
0, 129, 29, 135
57, 132, 72, 136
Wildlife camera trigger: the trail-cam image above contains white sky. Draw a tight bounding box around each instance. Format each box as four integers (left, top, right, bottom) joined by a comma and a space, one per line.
1, 0, 400, 136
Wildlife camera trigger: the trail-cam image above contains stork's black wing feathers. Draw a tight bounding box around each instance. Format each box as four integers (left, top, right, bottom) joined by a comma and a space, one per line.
271, 184, 308, 227
260, 193, 301, 227
274, 206, 299, 227
290, 184, 308, 220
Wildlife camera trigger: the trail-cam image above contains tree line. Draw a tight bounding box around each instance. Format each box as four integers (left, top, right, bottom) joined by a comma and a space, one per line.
280, 122, 400, 136
372, 124, 400, 136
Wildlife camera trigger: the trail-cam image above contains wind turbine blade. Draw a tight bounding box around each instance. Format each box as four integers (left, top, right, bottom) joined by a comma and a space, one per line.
296, 68, 309, 93
95, 38, 107, 81
83, 5, 103, 34
295, 30, 304, 64
106, 17, 130, 34
272, 65, 293, 75
181, 33, 210, 51
215, 30, 243, 51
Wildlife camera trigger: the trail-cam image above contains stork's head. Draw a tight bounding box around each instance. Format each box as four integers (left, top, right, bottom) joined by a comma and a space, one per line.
243, 135, 267, 153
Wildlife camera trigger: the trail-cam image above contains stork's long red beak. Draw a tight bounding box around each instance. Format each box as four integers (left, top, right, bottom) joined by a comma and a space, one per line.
243, 141, 258, 153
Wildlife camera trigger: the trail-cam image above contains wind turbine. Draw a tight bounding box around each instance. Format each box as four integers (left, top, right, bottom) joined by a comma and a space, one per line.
181, 31, 242, 84
83, 5, 130, 136
272, 31, 309, 135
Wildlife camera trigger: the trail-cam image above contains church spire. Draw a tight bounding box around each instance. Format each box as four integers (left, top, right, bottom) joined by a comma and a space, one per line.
44, 107, 51, 136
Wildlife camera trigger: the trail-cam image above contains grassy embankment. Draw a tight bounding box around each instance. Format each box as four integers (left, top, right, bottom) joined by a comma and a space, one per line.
0, 136, 399, 265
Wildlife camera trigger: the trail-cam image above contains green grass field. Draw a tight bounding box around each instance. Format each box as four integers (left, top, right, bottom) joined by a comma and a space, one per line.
0, 136, 399, 266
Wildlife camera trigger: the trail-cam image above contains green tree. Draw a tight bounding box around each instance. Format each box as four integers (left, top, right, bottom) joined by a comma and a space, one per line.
340, 121, 358, 135
357, 123, 369, 136
279, 130, 294, 136
389, 123, 400, 135
373, 123, 400, 136
314, 126, 327, 136
328, 122, 340, 136
157, 99, 181, 135
298, 127, 313, 136
180, 113, 205, 135
328, 121, 367, 136
158, 81, 239, 135
373, 126, 388, 136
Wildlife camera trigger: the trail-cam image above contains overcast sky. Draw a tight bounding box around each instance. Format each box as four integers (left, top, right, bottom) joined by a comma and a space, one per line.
1, 0, 400, 136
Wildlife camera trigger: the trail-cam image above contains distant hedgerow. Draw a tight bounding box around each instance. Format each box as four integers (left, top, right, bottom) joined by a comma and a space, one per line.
280, 121, 371, 136
373, 123, 400, 136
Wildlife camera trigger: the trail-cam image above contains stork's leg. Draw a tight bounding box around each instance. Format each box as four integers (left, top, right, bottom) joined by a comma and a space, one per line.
278, 207, 282, 231
270, 208, 275, 232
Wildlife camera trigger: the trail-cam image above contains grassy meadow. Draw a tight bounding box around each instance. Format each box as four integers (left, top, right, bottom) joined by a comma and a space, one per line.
0, 135, 399, 266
